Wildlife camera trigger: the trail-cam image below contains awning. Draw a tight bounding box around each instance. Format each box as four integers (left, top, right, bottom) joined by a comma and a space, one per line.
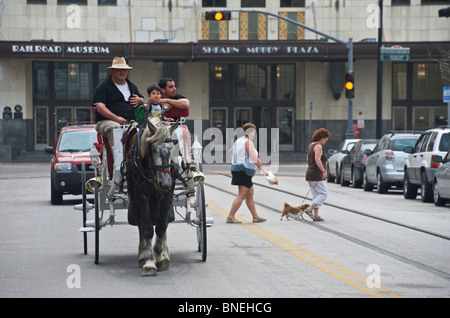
1, 40, 449, 62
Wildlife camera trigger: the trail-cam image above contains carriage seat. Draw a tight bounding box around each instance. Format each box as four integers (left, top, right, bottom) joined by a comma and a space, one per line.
174, 124, 191, 163
95, 133, 114, 178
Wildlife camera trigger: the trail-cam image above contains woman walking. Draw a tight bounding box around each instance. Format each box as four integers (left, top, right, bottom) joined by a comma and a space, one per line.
226, 122, 277, 224
304, 128, 331, 222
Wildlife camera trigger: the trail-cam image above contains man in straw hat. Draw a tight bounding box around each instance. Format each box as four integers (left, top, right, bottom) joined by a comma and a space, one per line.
93, 57, 144, 145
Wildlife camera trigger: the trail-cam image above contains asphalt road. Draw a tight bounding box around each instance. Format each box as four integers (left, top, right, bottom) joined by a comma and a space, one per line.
1, 163, 450, 301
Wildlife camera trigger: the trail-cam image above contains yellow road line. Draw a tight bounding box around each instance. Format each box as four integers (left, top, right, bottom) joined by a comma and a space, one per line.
207, 199, 403, 298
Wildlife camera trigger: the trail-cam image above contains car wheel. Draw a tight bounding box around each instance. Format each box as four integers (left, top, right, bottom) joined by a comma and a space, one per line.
363, 169, 373, 192
327, 165, 335, 183
403, 172, 418, 199
433, 179, 447, 206
340, 165, 350, 186
51, 181, 63, 205
421, 171, 433, 203
377, 171, 388, 194
352, 166, 362, 188
335, 164, 341, 184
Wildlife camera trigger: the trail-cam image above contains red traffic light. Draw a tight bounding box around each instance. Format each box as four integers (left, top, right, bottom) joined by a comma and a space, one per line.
205, 11, 231, 21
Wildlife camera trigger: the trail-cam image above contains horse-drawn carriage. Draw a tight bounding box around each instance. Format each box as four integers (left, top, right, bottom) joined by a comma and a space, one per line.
75, 115, 212, 276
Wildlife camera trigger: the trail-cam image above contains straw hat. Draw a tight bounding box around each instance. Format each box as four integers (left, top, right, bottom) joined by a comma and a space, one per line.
106, 57, 133, 70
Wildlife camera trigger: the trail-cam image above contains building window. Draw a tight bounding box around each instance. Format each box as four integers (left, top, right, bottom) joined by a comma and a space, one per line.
240, 12, 267, 40
234, 64, 271, 100
210, 64, 229, 100
279, 12, 305, 40
33, 62, 49, 100
202, 18, 228, 40
27, 0, 47, 4
421, 0, 450, 4
392, 62, 446, 131
277, 64, 295, 101
54, 63, 93, 100
202, 0, 227, 6
210, 64, 295, 102
98, 0, 117, 5
208, 20, 221, 40
413, 63, 443, 100
98, 63, 110, 83
392, 63, 407, 100
280, 0, 305, 7
392, 0, 410, 5
57, 0, 87, 5
241, 0, 266, 7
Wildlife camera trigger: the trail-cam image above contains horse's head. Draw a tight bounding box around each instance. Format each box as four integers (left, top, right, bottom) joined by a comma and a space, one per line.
141, 118, 178, 192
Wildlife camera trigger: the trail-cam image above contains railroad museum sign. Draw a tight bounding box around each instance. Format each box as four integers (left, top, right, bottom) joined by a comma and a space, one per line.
1, 42, 125, 58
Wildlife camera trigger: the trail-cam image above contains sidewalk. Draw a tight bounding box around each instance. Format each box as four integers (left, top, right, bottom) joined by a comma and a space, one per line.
278, 151, 306, 164
7, 151, 51, 164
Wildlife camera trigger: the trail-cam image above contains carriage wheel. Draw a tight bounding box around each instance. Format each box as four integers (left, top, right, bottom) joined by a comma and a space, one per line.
196, 181, 207, 261
94, 183, 100, 264
81, 161, 88, 255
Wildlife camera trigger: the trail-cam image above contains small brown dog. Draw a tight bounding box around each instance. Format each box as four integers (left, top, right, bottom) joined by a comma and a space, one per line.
281, 202, 311, 221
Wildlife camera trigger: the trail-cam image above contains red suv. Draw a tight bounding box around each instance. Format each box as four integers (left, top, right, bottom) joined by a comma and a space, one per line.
45, 125, 97, 205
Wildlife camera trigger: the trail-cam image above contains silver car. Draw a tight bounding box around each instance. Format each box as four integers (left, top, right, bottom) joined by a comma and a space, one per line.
363, 132, 420, 193
327, 138, 360, 183
433, 150, 450, 206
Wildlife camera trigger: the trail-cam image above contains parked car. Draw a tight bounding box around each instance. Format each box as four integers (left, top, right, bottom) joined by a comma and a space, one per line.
363, 131, 420, 193
327, 138, 360, 183
45, 124, 97, 205
403, 127, 450, 202
433, 151, 450, 206
340, 139, 377, 188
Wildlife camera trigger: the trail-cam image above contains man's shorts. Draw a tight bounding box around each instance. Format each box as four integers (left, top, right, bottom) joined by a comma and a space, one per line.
96, 120, 120, 143
231, 170, 253, 188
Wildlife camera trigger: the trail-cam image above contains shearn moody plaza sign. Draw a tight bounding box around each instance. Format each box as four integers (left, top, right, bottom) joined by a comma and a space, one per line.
194, 42, 326, 60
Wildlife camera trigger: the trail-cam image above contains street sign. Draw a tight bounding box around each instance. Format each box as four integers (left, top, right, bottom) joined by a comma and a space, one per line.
380, 47, 410, 55
444, 87, 450, 103
380, 46, 410, 62
380, 54, 410, 61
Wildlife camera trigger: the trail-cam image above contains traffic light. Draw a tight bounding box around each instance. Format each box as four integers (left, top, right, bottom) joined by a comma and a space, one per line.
205, 11, 231, 21
438, 7, 450, 18
344, 73, 354, 99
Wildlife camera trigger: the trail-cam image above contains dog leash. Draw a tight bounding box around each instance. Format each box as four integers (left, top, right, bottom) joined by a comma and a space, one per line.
299, 170, 325, 206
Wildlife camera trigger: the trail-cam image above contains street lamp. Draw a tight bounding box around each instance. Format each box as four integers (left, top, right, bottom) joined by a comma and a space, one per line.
191, 136, 203, 162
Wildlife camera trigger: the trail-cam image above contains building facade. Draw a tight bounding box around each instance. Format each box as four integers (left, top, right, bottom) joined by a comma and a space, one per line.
0, 0, 449, 160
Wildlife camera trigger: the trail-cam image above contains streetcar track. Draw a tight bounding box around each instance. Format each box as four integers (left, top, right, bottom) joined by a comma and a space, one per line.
205, 180, 450, 281
207, 171, 450, 241
206, 199, 402, 298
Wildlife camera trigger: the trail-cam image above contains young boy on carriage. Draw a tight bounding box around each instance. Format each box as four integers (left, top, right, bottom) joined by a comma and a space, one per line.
134, 85, 165, 123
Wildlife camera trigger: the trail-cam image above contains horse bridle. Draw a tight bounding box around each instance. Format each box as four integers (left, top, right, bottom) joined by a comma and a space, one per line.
126, 118, 180, 192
